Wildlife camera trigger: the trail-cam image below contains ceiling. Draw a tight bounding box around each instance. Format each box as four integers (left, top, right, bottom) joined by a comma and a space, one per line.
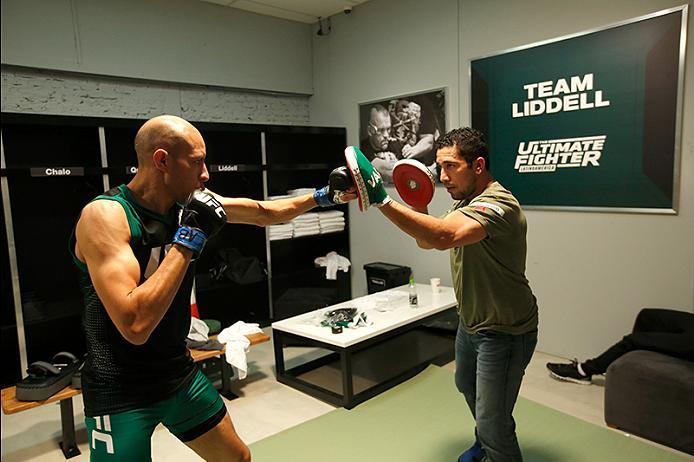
200, 0, 370, 24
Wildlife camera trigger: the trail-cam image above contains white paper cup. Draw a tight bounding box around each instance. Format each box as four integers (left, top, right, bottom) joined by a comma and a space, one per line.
430, 277, 441, 293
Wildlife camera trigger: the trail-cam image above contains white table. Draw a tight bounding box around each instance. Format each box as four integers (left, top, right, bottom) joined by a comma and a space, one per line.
272, 284, 457, 408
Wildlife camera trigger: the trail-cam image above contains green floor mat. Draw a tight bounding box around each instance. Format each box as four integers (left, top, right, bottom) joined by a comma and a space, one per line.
250, 366, 690, 461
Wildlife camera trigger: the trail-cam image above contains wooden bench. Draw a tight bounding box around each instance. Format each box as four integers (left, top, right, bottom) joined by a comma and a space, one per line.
1, 332, 270, 459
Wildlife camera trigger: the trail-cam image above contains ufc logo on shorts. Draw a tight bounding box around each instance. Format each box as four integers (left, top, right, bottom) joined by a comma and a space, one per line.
92, 415, 115, 454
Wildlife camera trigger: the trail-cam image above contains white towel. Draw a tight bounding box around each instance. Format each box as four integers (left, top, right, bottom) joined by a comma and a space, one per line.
318, 210, 344, 218
269, 229, 293, 235
293, 213, 319, 221
320, 226, 344, 233
295, 224, 319, 231
319, 218, 345, 226
288, 188, 316, 196
294, 222, 321, 230
294, 229, 321, 237
314, 251, 351, 280
217, 321, 263, 380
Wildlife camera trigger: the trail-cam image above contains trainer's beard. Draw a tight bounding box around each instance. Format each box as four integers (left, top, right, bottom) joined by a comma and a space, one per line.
449, 186, 476, 201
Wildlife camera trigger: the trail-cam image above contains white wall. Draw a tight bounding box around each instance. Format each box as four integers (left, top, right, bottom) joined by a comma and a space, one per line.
310, 0, 694, 359
1, 0, 313, 94
309, 0, 461, 284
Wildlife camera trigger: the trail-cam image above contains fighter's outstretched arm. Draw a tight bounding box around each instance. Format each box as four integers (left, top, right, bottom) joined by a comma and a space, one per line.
205, 167, 356, 226
210, 193, 321, 226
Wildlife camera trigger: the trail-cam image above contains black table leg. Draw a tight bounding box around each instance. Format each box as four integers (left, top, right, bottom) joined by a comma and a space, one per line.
341, 348, 354, 409
273, 330, 285, 376
58, 398, 81, 459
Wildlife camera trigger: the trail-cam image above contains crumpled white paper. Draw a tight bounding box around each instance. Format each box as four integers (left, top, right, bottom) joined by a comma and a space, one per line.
217, 321, 263, 380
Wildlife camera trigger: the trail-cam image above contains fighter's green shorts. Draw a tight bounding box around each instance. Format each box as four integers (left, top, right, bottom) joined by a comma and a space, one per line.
85, 369, 226, 462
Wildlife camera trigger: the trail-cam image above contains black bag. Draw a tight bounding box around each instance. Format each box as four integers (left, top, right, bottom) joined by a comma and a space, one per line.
210, 248, 266, 285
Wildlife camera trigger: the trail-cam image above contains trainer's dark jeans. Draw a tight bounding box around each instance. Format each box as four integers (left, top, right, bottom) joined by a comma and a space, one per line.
583, 308, 694, 376
455, 323, 537, 462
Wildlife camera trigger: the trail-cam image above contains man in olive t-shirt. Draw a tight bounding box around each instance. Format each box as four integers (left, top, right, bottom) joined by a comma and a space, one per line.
449, 181, 538, 336
364, 127, 538, 462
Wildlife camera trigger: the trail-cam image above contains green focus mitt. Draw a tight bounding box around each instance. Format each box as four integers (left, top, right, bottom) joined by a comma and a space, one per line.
344, 146, 391, 211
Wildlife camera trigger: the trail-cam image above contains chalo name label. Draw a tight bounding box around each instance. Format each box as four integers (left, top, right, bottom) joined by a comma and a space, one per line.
30, 167, 84, 177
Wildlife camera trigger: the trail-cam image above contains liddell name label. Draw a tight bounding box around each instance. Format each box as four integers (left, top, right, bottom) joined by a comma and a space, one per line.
512, 73, 610, 118
30, 167, 84, 177
514, 135, 606, 173
210, 164, 240, 173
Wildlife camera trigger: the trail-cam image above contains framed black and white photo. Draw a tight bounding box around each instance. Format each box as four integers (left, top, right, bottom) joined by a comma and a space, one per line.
359, 88, 446, 184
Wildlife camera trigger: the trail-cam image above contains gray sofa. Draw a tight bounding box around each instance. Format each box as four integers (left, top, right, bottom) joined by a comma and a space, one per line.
604, 350, 694, 454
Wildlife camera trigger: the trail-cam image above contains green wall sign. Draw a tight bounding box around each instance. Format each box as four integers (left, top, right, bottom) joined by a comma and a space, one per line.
471, 6, 687, 213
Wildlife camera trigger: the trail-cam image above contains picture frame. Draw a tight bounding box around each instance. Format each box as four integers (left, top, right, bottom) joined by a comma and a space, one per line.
470, 6, 687, 213
359, 88, 447, 184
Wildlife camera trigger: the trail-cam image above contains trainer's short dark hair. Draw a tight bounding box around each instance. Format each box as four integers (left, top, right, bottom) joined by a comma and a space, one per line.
435, 127, 490, 170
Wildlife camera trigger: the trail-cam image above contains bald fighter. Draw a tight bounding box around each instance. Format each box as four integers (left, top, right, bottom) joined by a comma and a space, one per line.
71, 115, 355, 461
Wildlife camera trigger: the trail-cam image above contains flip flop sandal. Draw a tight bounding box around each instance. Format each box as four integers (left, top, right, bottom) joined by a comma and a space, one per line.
16, 351, 82, 401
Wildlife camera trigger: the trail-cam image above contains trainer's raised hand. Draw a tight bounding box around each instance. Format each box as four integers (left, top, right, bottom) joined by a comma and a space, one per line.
344, 146, 391, 211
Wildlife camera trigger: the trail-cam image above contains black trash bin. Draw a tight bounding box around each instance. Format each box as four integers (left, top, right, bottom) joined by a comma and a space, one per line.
363, 262, 411, 294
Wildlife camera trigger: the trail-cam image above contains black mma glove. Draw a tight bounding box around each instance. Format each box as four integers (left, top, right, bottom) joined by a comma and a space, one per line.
173, 190, 227, 257
313, 166, 355, 207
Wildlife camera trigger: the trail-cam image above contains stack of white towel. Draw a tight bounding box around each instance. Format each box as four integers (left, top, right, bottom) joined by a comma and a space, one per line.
287, 188, 316, 197
268, 223, 293, 241
292, 213, 321, 237
318, 210, 345, 234
266, 189, 346, 241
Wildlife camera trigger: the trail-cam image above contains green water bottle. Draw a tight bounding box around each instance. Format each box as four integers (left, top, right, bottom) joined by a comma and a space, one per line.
408, 272, 418, 307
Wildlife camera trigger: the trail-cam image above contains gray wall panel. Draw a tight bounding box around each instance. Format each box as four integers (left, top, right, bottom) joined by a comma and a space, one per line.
1, 0, 313, 94
310, 0, 694, 359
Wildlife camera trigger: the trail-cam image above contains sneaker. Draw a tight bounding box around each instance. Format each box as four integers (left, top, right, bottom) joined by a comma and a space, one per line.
458, 441, 486, 462
546, 359, 592, 384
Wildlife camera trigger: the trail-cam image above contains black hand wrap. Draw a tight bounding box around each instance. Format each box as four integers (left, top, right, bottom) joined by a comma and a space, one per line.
173, 191, 227, 257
